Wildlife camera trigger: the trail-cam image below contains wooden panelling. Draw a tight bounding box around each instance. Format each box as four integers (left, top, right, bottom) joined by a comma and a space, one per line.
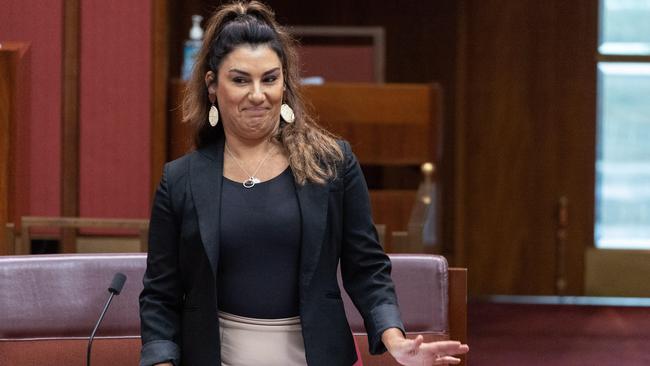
304, 83, 441, 166
151, 0, 170, 194
448, 268, 468, 365
455, 0, 597, 295
0, 43, 30, 255
79, 1, 152, 222
0, 49, 13, 255
585, 248, 650, 297
0, 0, 63, 218
61, 0, 80, 253
290, 25, 384, 83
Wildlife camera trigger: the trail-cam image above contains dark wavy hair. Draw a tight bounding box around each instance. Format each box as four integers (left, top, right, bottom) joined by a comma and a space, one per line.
182, 1, 343, 185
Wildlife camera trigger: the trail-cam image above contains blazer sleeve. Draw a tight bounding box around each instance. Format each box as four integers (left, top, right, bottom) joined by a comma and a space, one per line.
139, 163, 183, 366
338, 141, 405, 354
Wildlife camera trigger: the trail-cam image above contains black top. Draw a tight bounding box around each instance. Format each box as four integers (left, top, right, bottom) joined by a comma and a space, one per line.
217, 167, 302, 318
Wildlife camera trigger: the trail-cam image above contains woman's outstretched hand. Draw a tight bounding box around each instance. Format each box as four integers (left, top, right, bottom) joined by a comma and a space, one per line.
382, 328, 469, 365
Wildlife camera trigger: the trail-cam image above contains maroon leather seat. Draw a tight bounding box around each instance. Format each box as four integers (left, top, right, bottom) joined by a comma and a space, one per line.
0, 253, 463, 366
0, 254, 146, 366
340, 254, 457, 365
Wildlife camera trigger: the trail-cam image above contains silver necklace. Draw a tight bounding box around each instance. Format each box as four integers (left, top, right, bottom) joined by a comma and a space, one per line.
225, 144, 276, 188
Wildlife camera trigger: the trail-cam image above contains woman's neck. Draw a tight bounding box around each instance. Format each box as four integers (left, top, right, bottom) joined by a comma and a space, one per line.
223, 132, 277, 160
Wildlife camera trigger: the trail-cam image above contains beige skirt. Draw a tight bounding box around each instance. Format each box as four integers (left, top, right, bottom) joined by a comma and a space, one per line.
218, 311, 308, 366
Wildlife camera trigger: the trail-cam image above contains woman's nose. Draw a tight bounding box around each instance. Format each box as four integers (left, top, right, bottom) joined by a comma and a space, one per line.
248, 83, 265, 104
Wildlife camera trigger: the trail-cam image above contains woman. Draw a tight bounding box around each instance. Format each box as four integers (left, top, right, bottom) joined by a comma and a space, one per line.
139, 2, 468, 365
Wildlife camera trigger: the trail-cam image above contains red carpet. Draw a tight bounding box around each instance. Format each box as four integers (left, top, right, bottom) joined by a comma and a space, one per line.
468, 298, 650, 365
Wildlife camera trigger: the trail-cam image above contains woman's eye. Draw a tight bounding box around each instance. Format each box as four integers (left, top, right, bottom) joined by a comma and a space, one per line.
264, 76, 278, 83
232, 77, 248, 84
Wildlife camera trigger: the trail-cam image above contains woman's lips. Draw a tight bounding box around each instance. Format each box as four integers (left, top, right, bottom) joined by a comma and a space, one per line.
243, 107, 269, 116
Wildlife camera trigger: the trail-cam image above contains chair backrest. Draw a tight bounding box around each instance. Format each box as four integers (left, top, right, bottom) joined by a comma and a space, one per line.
341, 254, 448, 335
0, 253, 146, 366
340, 254, 466, 366
0, 253, 465, 366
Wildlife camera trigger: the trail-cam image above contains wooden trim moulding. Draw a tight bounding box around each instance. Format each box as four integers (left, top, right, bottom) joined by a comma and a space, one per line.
289, 26, 385, 83
452, 0, 469, 268
61, 0, 81, 253
151, 0, 170, 196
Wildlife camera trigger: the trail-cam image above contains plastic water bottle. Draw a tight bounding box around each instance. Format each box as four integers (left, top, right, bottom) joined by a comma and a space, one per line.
181, 15, 204, 81
407, 162, 439, 251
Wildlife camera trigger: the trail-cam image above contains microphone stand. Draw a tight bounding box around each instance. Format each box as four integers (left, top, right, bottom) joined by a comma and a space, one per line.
87, 273, 126, 366
87, 291, 117, 366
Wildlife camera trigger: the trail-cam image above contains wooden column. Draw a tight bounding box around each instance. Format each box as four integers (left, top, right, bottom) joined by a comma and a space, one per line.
151, 0, 170, 194
61, 0, 80, 253
0, 42, 31, 255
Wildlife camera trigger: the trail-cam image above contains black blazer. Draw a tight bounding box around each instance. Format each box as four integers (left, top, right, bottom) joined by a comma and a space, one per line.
139, 137, 404, 366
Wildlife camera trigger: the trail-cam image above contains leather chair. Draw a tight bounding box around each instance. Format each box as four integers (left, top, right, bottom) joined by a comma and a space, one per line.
0, 253, 465, 365
0, 254, 145, 365
341, 254, 467, 366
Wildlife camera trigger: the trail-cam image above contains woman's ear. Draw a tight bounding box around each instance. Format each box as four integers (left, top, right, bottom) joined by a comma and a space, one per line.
205, 71, 217, 103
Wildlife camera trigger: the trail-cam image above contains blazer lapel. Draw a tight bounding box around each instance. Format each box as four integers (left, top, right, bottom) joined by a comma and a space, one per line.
296, 180, 330, 289
189, 138, 225, 279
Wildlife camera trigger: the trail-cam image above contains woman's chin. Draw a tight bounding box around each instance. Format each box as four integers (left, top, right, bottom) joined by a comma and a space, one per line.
240, 120, 276, 138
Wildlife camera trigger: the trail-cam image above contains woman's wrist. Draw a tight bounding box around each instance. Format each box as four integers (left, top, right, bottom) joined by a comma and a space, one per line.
381, 327, 405, 352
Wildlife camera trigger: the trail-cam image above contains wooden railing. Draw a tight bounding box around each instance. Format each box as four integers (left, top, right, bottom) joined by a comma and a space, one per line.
13, 216, 149, 255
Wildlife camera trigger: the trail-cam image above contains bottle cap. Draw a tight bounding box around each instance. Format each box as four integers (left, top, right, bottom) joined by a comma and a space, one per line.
190, 15, 204, 40
421, 162, 435, 176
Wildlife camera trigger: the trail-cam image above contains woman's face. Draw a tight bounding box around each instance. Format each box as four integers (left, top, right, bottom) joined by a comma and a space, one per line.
209, 44, 284, 142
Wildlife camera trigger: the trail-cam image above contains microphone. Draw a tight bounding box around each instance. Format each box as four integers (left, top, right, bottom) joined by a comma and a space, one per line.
87, 273, 127, 366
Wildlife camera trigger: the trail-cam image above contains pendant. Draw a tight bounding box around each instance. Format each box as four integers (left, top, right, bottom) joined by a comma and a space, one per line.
243, 177, 261, 188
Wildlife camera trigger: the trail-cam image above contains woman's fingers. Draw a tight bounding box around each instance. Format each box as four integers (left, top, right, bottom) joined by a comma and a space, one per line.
421, 340, 469, 355
430, 342, 468, 365
412, 335, 424, 349
418, 340, 469, 364
434, 355, 462, 365
403, 334, 424, 356
390, 338, 469, 366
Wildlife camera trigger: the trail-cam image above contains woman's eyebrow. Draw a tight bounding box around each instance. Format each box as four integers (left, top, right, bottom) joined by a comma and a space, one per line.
227, 67, 281, 76
262, 67, 281, 75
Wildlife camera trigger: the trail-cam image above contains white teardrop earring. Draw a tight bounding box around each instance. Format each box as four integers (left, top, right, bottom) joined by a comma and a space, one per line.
209, 104, 219, 127
280, 103, 295, 123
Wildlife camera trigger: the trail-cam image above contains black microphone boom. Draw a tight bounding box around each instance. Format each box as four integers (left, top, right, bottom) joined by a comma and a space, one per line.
87, 273, 127, 366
